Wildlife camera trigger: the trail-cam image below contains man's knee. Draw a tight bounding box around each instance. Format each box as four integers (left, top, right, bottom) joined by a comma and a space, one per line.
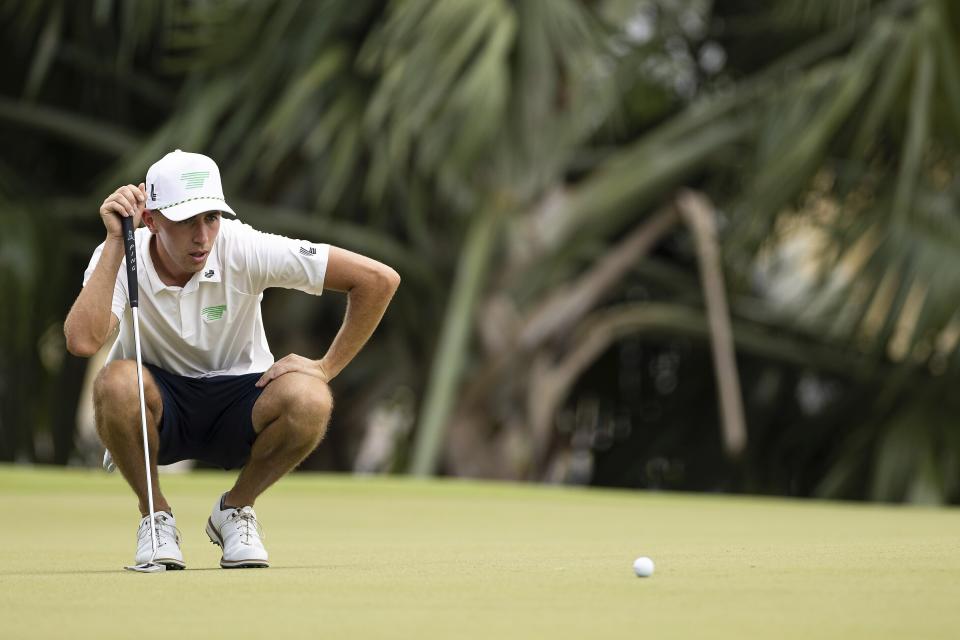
289, 381, 333, 445
297, 382, 334, 422
94, 361, 139, 410
265, 374, 333, 444
93, 361, 161, 428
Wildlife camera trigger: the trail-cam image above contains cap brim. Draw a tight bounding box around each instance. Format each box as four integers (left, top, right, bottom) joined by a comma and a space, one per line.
157, 197, 237, 222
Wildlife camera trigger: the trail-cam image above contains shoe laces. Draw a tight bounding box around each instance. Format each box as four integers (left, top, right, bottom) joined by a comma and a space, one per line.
140, 513, 181, 548
228, 507, 264, 545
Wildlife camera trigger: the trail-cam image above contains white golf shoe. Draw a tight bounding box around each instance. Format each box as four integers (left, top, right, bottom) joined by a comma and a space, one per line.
134, 512, 186, 569
205, 494, 269, 569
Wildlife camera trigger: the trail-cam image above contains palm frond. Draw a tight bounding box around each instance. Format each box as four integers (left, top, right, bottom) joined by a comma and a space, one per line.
767, 0, 900, 29
0, 95, 137, 154
891, 15, 935, 224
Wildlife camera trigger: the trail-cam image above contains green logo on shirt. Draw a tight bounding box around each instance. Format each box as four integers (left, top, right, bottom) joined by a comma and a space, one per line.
180, 171, 210, 190
201, 304, 226, 321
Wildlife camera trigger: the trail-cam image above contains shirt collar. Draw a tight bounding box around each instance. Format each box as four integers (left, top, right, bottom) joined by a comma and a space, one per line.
143, 233, 221, 294
143, 234, 167, 295
197, 241, 222, 285
183, 239, 221, 294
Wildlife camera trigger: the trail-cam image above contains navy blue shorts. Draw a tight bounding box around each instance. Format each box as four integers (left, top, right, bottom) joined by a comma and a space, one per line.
145, 363, 265, 470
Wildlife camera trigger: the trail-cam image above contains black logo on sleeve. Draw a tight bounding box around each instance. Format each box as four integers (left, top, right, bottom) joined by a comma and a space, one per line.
299, 246, 317, 257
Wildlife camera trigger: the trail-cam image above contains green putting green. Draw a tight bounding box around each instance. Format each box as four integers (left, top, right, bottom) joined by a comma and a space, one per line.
2, 465, 957, 639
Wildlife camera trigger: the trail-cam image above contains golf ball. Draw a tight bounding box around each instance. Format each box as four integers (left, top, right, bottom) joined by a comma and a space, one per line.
633, 556, 655, 577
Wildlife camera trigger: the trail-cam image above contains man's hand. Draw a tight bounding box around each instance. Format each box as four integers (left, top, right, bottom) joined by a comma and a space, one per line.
100, 183, 147, 239
256, 354, 331, 388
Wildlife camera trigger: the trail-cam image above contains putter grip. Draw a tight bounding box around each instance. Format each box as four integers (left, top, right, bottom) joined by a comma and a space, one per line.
121, 215, 139, 308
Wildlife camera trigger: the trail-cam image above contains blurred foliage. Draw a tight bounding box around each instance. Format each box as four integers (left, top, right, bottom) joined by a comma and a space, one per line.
1, 0, 959, 504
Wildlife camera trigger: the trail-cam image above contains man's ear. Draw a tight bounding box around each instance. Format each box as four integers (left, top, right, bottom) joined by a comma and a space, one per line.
142, 209, 160, 234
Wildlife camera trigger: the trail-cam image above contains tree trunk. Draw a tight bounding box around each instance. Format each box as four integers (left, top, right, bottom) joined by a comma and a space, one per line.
410, 203, 504, 475
677, 190, 747, 458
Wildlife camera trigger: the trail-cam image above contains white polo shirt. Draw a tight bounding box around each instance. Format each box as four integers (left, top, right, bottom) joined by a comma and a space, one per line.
83, 218, 330, 378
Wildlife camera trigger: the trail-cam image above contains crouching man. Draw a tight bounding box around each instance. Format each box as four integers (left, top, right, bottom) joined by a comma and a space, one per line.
64, 150, 400, 568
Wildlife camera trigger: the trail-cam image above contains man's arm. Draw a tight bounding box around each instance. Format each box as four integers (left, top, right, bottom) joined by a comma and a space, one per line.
256, 247, 401, 387
64, 240, 123, 356
64, 184, 145, 357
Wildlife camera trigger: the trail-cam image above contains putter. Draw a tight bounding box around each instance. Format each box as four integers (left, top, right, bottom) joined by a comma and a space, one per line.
103, 449, 116, 472
119, 215, 166, 574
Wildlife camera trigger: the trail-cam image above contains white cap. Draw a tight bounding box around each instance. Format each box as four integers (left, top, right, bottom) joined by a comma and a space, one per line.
145, 150, 237, 222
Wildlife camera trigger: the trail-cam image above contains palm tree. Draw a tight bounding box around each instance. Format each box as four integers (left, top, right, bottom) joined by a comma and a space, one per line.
413, 0, 960, 501
2, 0, 959, 503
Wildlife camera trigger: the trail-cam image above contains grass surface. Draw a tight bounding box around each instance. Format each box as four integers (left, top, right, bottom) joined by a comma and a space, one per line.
2, 465, 958, 639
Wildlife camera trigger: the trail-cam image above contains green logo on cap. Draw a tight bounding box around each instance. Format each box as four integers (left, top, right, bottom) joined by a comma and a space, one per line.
201, 304, 226, 321
180, 171, 210, 190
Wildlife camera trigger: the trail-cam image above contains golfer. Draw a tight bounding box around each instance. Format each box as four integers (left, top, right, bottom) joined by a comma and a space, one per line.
64, 150, 400, 569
